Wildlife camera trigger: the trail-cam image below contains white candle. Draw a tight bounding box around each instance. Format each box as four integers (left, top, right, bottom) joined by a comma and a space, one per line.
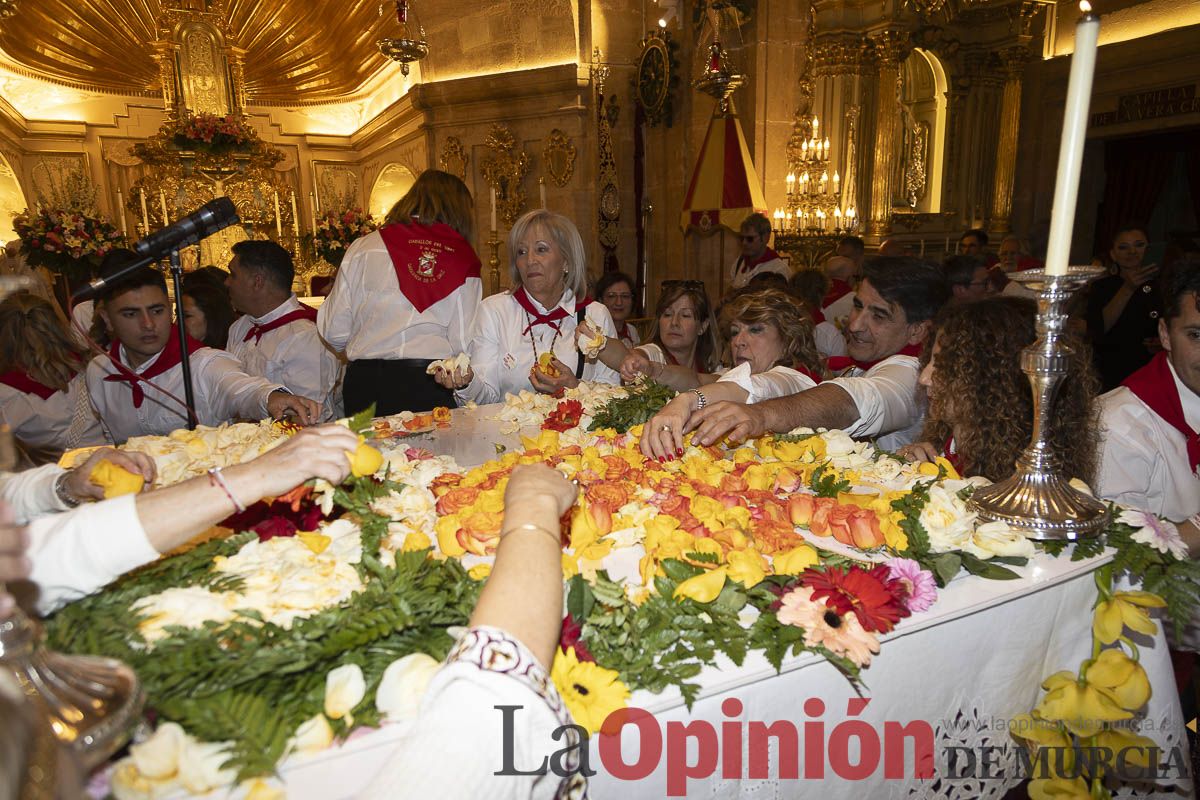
1044, 2, 1100, 276
159, 191, 169, 226
140, 189, 149, 231
832, 171, 840, 195
786, 173, 795, 196
274, 190, 283, 238
309, 192, 318, 231
539, 178, 547, 209
116, 189, 127, 233
489, 187, 497, 233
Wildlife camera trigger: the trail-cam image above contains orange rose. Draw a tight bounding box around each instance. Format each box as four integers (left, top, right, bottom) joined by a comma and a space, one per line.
601, 455, 631, 481
659, 494, 692, 519
432, 406, 453, 427
587, 482, 630, 512
847, 509, 886, 549
436, 485, 481, 516
773, 468, 803, 493
789, 494, 816, 527
460, 511, 502, 555
429, 473, 464, 497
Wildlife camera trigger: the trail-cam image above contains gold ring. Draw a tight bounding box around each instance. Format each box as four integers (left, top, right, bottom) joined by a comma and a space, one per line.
661, 424, 671, 432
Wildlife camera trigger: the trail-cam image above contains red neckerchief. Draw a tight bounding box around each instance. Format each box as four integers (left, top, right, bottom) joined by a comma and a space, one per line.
736, 247, 782, 275
826, 342, 924, 374
379, 221, 481, 313
795, 364, 823, 384
823, 279, 852, 308
1123, 351, 1200, 471
0, 369, 61, 400
242, 305, 318, 344
618, 322, 636, 342
810, 306, 826, 324
513, 288, 592, 335
663, 346, 704, 374
942, 436, 963, 473
103, 334, 204, 408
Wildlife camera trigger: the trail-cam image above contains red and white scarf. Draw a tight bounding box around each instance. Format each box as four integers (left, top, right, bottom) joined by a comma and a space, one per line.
513, 287, 592, 335
827, 342, 923, 375
242, 305, 318, 344
103, 334, 204, 408
379, 221, 481, 313
1123, 351, 1200, 471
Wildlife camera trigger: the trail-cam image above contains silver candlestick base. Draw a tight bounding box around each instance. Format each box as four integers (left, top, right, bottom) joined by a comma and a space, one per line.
969, 265, 1110, 541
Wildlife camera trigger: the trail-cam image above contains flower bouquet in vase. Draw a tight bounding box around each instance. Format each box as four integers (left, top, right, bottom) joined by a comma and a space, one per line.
12, 208, 125, 281
310, 209, 377, 267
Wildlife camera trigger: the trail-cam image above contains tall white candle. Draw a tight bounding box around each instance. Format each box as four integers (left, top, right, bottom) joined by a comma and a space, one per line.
290, 191, 299, 236
1044, 2, 1100, 276
539, 178, 547, 209
140, 189, 149, 231
159, 191, 169, 226
274, 190, 283, 238
309, 192, 318, 232
489, 188, 497, 233
116, 189, 127, 233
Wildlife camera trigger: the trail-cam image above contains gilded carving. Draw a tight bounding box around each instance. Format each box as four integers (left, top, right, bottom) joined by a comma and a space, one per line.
439, 137, 468, 182
479, 125, 532, 228
904, 121, 929, 209
315, 164, 362, 212
542, 129, 576, 188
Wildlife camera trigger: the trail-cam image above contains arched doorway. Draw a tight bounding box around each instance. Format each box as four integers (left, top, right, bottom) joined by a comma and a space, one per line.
899, 48, 948, 213
368, 164, 416, 221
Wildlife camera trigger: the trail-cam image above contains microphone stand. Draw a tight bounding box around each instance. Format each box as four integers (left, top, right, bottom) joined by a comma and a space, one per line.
167, 247, 198, 429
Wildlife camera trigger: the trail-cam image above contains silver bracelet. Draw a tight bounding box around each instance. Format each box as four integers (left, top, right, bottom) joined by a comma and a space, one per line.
692, 388, 707, 410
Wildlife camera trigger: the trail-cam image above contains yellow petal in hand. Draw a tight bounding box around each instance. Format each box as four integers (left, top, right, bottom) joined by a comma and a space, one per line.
673, 567, 728, 603
89, 459, 146, 499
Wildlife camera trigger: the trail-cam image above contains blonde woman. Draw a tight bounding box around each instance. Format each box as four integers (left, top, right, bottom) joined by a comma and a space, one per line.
0, 292, 105, 458
641, 289, 825, 460
442, 210, 623, 403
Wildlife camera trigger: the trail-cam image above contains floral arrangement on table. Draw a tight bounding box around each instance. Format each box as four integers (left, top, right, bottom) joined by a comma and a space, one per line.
133, 113, 283, 171
43, 395, 1200, 798
12, 207, 125, 280
310, 208, 377, 266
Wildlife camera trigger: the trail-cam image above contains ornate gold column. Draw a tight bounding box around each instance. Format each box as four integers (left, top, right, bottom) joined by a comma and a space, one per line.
988, 45, 1032, 237
865, 29, 909, 244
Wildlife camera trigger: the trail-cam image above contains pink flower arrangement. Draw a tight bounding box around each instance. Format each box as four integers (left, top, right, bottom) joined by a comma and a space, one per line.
172, 113, 257, 153
312, 208, 377, 265
12, 208, 124, 279
884, 558, 938, 613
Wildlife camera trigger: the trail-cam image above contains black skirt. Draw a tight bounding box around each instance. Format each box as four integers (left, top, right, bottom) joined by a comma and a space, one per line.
342, 358, 456, 417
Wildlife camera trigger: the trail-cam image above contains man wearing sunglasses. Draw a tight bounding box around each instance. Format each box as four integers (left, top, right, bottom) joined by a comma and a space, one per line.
729, 213, 792, 291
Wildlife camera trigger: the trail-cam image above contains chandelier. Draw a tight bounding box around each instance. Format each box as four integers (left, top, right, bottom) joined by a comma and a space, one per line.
776, 113, 855, 234
378, 0, 428, 77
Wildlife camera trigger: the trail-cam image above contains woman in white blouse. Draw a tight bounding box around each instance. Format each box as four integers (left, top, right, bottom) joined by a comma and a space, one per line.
640, 289, 826, 460
440, 210, 623, 404
617, 280, 721, 391
0, 292, 105, 460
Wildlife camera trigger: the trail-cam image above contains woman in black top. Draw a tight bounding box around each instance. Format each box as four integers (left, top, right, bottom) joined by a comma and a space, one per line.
1086, 226, 1160, 390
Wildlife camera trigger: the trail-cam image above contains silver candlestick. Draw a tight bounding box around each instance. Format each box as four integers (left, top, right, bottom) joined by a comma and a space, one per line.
969, 265, 1110, 540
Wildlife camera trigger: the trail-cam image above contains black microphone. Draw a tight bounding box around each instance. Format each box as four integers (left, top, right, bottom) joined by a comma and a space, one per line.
71, 197, 240, 303
134, 196, 239, 260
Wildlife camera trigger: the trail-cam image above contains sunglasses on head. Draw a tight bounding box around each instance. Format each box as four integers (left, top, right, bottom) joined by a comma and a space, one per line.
661, 279, 706, 291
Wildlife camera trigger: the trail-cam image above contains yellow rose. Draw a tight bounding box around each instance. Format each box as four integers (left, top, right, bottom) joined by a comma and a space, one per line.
726, 548, 766, 588
467, 563, 492, 581
401, 531, 432, 552
673, 567, 727, 603
772, 544, 820, 575
89, 459, 145, 499
435, 514, 466, 557
347, 440, 384, 477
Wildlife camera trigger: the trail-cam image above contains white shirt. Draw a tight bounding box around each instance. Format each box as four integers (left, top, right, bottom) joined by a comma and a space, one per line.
86, 345, 284, 444
636, 342, 668, 364
1, 464, 70, 523
0, 373, 105, 452
317, 229, 482, 361
718, 362, 817, 403
822, 292, 855, 328
828, 354, 925, 452
25, 494, 158, 614
728, 253, 791, 290
228, 295, 343, 421
617, 322, 641, 348
456, 289, 620, 405
1096, 361, 1200, 523
814, 320, 847, 359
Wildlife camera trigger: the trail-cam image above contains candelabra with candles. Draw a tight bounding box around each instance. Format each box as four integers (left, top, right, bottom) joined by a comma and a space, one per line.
776, 114, 856, 237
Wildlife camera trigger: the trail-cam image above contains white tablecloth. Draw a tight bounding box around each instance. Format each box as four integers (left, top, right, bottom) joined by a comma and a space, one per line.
165, 405, 1198, 798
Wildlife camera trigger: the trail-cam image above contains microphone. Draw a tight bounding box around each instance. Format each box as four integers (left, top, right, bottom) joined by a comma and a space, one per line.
134, 197, 239, 260
71, 197, 240, 303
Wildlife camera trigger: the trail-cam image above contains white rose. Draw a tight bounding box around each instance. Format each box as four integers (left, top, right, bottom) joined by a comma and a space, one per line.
919, 484, 976, 553
176, 739, 236, 794
819, 429, 857, 457
324, 663, 366, 721
962, 520, 1036, 560
129, 721, 186, 779
375, 653, 441, 720
291, 713, 334, 754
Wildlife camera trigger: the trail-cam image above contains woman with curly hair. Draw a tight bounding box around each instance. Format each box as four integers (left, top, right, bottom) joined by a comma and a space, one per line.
640, 289, 826, 460
899, 295, 1099, 483
0, 291, 106, 458
616, 280, 722, 391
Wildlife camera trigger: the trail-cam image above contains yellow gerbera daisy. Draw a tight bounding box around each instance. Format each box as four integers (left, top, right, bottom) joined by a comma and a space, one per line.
551, 647, 630, 735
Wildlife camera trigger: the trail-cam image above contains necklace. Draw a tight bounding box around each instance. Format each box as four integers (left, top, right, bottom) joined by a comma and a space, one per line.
524, 310, 564, 367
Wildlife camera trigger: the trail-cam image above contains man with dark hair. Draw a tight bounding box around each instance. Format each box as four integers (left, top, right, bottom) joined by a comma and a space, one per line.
1097, 257, 1200, 555
728, 212, 791, 291
942, 254, 993, 303
226, 240, 342, 420
836, 235, 865, 272
958, 228, 989, 256
688, 257, 949, 451
86, 261, 321, 443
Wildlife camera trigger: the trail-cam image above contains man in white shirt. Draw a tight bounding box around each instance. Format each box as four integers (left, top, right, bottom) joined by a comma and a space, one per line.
728, 213, 791, 291
688, 257, 948, 452
86, 265, 320, 443
225, 240, 343, 421
1096, 258, 1200, 546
